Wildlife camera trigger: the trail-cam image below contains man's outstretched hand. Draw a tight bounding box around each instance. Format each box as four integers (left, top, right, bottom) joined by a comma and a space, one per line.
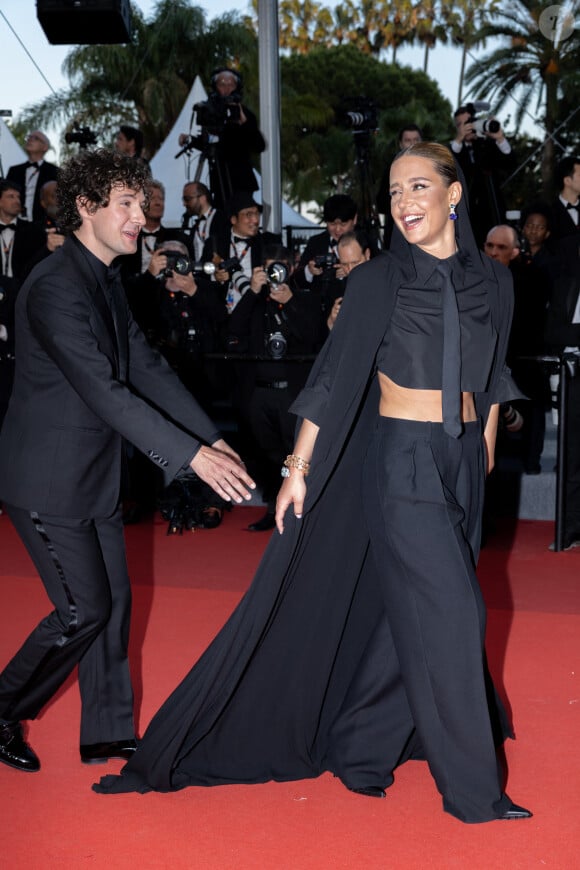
190, 439, 255, 503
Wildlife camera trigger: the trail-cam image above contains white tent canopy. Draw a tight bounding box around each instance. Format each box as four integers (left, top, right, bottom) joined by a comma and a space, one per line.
0, 118, 26, 177
149, 76, 316, 230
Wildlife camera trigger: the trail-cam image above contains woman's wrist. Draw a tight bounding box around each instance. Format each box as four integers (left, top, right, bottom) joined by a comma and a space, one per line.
281, 454, 311, 478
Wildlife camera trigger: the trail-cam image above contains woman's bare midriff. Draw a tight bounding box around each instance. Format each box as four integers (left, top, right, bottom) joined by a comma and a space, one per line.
377, 371, 477, 424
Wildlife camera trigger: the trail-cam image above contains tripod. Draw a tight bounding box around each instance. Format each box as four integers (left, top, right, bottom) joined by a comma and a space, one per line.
352, 130, 382, 249
192, 129, 231, 211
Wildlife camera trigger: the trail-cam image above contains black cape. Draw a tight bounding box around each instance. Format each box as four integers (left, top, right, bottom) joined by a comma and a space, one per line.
95, 189, 515, 795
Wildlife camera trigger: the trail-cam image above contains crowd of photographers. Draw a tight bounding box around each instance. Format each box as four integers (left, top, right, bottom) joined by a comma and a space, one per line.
1, 85, 579, 540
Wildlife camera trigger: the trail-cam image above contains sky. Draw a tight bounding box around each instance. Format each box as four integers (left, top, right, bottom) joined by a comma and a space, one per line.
0, 0, 542, 158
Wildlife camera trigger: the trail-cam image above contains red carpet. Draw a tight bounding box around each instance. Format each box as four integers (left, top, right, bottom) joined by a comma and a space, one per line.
1, 510, 579, 868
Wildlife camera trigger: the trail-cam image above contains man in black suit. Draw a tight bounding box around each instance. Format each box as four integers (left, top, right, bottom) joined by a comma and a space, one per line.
545, 256, 580, 549
294, 194, 358, 315
0, 180, 47, 424
181, 69, 265, 210
450, 106, 515, 248
180, 181, 229, 262
211, 191, 281, 312
550, 156, 580, 245
6, 130, 58, 223
0, 149, 255, 773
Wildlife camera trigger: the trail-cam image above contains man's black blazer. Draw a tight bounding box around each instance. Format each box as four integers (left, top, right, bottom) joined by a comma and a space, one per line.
0, 236, 221, 518
6, 160, 59, 223
550, 199, 580, 243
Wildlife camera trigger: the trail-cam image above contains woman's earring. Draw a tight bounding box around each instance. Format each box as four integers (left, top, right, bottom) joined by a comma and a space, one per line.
449, 202, 457, 221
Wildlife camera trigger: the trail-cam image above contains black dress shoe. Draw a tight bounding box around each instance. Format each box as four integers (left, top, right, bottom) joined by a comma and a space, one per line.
80, 738, 137, 764
0, 720, 40, 772
348, 786, 386, 799
499, 802, 533, 820
247, 512, 276, 532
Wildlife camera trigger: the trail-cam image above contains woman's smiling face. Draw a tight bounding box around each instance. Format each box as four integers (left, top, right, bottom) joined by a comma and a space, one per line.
389, 154, 462, 258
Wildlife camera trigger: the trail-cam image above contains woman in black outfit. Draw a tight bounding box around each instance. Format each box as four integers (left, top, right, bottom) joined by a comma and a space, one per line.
96, 143, 531, 824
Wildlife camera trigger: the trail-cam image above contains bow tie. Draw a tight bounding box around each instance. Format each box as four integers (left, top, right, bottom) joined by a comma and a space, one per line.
196, 214, 207, 222
26, 161, 39, 169
141, 230, 159, 237
0, 223, 16, 232
233, 235, 251, 245
566, 202, 579, 211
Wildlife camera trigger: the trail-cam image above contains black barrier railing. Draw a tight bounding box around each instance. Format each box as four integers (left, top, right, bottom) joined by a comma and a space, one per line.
203, 351, 573, 550
520, 353, 580, 552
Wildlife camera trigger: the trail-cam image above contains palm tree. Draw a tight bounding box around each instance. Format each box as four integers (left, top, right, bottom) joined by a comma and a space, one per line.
439, 0, 500, 106
277, 0, 334, 53
16, 0, 257, 158
412, 0, 448, 74
463, 0, 580, 195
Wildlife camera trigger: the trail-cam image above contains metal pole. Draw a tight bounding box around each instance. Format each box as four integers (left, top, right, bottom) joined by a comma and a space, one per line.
257, 0, 282, 235
554, 357, 568, 552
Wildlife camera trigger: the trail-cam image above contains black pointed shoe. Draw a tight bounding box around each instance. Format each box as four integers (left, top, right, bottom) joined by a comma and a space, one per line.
348, 786, 386, 799
0, 720, 40, 772
80, 738, 137, 764
499, 802, 533, 820
247, 512, 276, 532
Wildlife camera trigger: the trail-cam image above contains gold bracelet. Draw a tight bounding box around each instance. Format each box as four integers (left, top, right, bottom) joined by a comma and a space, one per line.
283, 454, 311, 475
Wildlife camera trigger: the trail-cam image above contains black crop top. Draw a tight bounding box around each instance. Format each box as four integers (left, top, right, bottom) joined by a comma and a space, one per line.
377, 246, 497, 392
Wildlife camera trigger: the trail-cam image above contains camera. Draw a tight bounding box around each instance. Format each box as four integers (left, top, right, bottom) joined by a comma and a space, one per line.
339, 97, 378, 133
218, 256, 242, 277
194, 93, 241, 133
64, 124, 97, 148
266, 331, 287, 360
265, 261, 289, 287
161, 254, 216, 280
314, 252, 338, 272
464, 101, 501, 137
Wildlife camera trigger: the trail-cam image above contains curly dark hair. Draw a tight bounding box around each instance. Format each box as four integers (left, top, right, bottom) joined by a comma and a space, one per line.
57, 149, 151, 231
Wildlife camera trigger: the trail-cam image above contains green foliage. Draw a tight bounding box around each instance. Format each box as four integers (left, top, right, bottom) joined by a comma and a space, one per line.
16, 1, 257, 158
281, 45, 452, 206
463, 0, 580, 195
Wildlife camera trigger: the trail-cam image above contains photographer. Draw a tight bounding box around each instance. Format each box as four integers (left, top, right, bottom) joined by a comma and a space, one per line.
153, 240, 228, 403
180, 181, 229, 261
6, 130, 58, 222
327, 228, 374, 331
210, 192, 281, 312
227, 244, 325, 531
451, 104, 515, 248
181, 69, 265, 210
295, 194, 358, 315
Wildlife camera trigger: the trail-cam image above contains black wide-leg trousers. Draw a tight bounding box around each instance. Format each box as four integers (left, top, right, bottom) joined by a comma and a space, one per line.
0, 504, 134, 745
331, 417, 511, 823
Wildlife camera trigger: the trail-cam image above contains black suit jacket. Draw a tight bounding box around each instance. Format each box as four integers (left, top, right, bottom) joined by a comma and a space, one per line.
549, 199, 580, 243
0, 236, 221, 517
294, 230, 345, 309
545, 263, 580, 353
6, 160, 59, 223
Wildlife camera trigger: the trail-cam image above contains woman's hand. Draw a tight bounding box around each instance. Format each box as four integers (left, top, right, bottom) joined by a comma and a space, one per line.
275, 470, 307, 534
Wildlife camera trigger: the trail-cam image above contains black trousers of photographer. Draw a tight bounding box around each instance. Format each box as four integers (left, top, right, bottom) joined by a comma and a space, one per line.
246, 383, 298, 508
328, 417, 511, 822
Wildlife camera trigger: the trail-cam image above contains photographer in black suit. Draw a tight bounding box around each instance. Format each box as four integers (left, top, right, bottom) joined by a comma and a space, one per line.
227, 244, 325, 531
6, 130, 58, 223
0, 149, 255, 774
211, 191, 281, 312
179, 69, 265, 210
0, 180, 46, 424
451, 105, 515, 248
295, 194, 358, 315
